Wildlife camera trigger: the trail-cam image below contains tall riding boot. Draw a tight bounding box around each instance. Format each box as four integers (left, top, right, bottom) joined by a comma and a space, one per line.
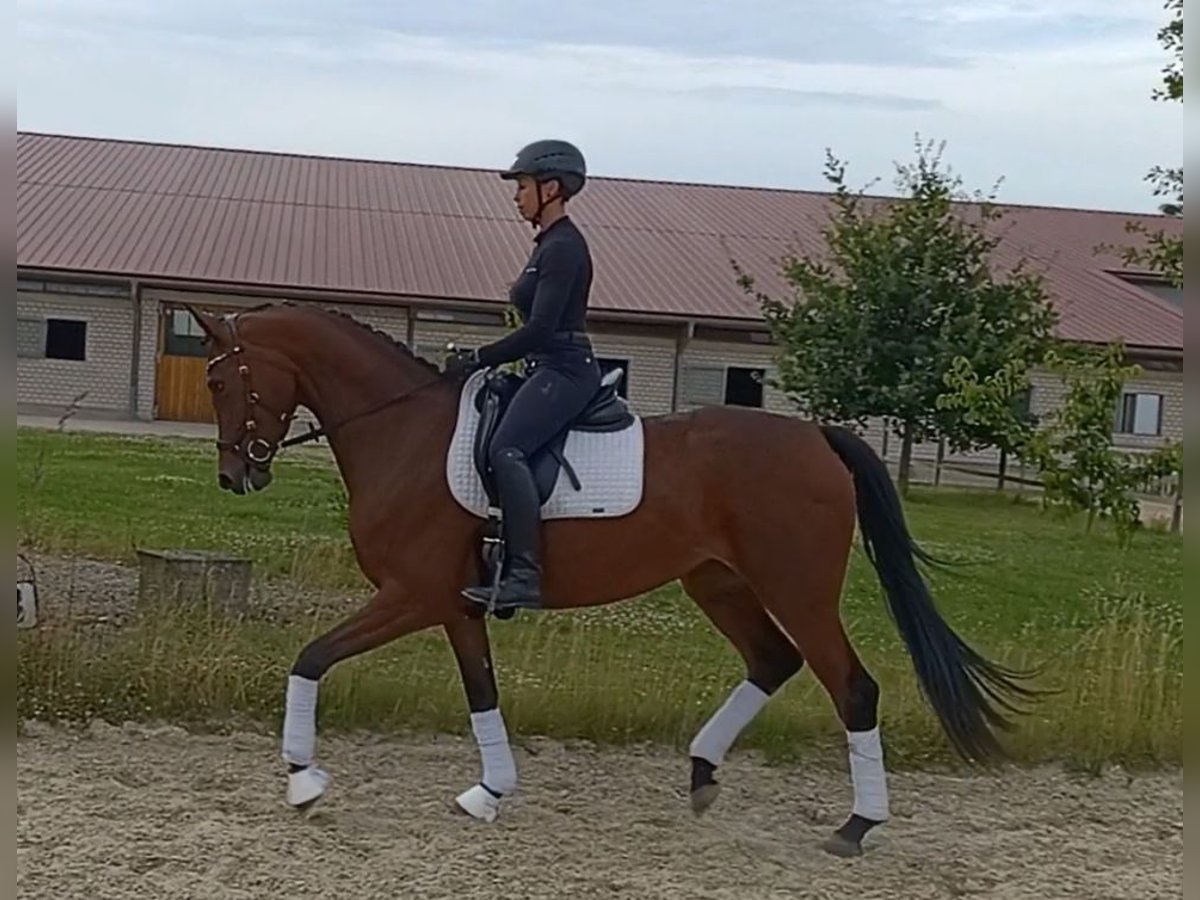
462, 448, 544, 611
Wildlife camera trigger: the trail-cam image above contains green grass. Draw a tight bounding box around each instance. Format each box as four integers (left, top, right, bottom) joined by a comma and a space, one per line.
16, 427, 1183, 771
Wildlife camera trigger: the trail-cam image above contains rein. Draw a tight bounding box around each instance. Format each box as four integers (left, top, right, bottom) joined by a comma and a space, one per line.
278, 377, 440, 450
209, 313, 449, 463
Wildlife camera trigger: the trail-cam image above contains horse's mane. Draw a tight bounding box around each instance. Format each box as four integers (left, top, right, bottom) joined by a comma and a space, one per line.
254, 300, 443, 376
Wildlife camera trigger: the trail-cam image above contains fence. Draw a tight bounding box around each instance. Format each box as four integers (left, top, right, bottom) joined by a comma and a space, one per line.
874, 436, 1183, 534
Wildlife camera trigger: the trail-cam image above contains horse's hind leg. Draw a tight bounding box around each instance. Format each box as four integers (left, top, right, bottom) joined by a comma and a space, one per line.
682, 561, 805, 815
741, 538, 890, 857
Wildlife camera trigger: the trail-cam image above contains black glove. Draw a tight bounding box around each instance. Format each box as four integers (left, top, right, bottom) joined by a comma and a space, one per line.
444, 346, 482, 375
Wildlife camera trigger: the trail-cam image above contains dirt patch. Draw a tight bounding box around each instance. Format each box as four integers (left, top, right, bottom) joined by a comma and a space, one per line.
18, 722, 1181, 900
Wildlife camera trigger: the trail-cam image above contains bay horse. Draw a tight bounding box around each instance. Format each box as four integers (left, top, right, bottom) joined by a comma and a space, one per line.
188, 301, 1034, 857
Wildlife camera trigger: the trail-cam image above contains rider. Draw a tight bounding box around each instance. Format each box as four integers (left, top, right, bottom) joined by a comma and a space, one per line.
450, 139, 601, 611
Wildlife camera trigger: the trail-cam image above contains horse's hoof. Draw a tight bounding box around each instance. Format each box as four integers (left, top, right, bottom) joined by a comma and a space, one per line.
820, 833, 864, 858
690, 782, 721, 815
287, 765, 330, 812
454, 783, 501, 823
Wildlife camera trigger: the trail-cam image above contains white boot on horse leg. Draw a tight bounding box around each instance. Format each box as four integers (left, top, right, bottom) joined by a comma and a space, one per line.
282, 674, 331, 811
688, 679, 770, 815
454, 708, 517, 823
822, 725, 890, 857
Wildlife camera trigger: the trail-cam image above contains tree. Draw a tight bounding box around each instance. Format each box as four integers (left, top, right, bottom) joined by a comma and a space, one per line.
1117, 0, 1183, 286
939, 343, 1183, 546
739, 137, 1058, 495
936, 355, 1039, 487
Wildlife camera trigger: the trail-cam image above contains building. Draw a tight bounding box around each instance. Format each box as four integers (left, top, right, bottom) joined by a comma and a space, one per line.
16, 131, 1183, 472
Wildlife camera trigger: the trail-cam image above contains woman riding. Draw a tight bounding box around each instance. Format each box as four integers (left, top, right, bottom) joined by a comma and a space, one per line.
449, 139, 601, 612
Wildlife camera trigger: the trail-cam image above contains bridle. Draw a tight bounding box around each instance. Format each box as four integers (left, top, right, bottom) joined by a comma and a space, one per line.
207, 314, 298, 466
207, 312, 461, 465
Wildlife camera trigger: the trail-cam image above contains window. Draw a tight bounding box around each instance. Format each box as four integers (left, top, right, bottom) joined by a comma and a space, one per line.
44, 318, 87, 360
724, 366, 764, 407
163, 308, 210, 357
1011, 386, 1038, 426
597, 357, 630, 398
16, 316, 90, 360
679, 364, 767, 409
1115, 392, 1163, 436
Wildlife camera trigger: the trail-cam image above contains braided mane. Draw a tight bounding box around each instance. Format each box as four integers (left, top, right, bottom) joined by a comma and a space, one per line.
262, 301, 442, 375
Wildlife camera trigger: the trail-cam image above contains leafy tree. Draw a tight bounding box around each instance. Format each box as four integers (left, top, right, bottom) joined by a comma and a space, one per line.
739, 137, 1058, 495
939, 343, 1183, 546
937, 356, 1039, 486
1117, 0, 1183, 286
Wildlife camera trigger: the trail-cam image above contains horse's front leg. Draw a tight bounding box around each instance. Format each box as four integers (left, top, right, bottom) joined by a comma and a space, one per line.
281, 581, 440, 810
444, 613, 517, 823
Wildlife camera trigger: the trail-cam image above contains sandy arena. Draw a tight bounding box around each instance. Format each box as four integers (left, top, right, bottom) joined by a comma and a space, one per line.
17, 721, 1181, 900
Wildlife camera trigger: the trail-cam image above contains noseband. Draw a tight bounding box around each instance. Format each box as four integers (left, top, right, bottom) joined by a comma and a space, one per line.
208, 314, 295, 466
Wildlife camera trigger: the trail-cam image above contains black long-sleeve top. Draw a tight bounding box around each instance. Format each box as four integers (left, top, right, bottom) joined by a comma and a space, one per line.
475, 216, 593, 368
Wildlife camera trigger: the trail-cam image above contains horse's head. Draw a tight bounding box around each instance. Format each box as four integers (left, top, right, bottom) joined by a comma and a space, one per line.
187, 305, 299, 495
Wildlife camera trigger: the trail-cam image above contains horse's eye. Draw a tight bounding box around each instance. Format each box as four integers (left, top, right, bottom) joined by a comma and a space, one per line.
209, 380, 224, 394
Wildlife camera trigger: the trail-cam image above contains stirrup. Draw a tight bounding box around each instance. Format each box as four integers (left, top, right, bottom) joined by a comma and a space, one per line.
461, 582, 543, 614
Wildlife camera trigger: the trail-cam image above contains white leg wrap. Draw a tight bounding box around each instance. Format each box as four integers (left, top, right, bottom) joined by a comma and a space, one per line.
848, 726, 889, 821
689, 680, 770, 766
281, 675, 319, 767
469, 708, 517, 796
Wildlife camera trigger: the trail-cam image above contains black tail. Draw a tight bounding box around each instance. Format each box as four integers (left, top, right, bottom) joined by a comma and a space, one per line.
820, 424, 1039, 763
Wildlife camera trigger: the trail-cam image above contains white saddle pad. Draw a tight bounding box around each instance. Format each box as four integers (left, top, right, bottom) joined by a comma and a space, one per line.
446, 369, 645, 520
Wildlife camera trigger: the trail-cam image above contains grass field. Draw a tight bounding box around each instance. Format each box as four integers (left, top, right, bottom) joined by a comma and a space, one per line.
16, 427, 1183, 771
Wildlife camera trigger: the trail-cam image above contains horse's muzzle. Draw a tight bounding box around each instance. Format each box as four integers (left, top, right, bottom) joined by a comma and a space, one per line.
218, 457, 273, 494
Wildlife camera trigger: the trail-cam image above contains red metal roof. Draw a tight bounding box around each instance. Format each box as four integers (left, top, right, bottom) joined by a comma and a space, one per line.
17, 131, 1182, 349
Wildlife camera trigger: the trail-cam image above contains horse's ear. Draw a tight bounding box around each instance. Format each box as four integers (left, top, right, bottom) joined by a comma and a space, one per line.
183, 304, 223, 344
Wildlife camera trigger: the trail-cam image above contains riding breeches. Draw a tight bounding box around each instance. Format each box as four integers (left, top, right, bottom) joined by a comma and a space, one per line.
488, 359, 600, 466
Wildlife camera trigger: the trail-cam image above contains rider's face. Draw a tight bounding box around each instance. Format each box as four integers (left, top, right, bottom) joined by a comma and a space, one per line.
513, 176, 560, 223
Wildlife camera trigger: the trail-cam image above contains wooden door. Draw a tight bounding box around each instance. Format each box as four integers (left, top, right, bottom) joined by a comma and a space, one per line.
155, 305, 217, 423
156, 354, 215, 422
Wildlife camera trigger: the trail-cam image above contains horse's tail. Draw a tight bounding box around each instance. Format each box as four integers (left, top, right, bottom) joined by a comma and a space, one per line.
819, 423, 1038, 763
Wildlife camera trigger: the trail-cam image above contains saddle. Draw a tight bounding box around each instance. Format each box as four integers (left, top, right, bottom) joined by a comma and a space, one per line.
471, 365, 634, 509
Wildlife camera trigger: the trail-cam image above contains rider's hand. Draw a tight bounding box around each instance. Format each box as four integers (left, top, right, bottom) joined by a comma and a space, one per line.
444, 347, 481, 375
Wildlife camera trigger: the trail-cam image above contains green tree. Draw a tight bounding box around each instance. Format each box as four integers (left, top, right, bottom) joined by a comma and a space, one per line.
1118, 0, 1183, 286
937, 355, 1039, 486
741, 137, 1058, 495
939, 343, 1183, 546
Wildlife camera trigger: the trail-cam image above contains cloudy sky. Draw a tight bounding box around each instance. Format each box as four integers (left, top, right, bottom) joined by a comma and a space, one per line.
16, 0, 1181, 212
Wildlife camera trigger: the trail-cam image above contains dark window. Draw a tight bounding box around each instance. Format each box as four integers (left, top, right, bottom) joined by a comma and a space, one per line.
1115, 392, 1163, 436
724, 366, 764, 407
597, 357, 630, 398
45, 319, 87, 361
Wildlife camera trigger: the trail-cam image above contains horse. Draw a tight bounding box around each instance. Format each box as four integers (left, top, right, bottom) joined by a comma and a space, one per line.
187, 300, 1036, 858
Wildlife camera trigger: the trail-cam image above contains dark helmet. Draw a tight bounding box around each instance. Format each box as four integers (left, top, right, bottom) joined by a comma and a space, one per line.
500, 139, 587, 198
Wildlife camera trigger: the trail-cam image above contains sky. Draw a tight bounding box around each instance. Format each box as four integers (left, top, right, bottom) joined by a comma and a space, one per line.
15, 0, 1183, 213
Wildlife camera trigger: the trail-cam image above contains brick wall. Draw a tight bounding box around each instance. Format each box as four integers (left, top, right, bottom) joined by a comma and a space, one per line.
17, 291, 134, 415
411, 319, 507, 365
136, 296, 159, 419
588, 330, 677, 416
1029, 365, 1183, 450
678, 338, 792, 415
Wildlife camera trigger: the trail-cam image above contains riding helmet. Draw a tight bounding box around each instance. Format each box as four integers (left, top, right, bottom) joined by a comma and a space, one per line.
500, 139, 587, 198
